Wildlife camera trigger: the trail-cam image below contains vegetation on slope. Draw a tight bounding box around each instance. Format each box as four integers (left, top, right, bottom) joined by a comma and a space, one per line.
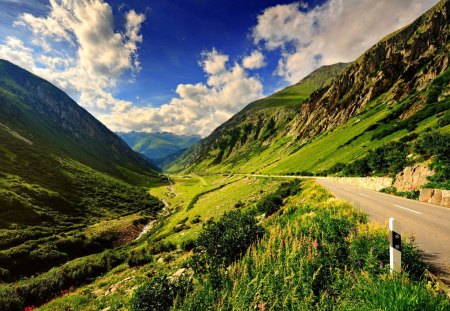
129, 180, 448, 310
166, 0, 450, 180
165, 63, 348, 172
0, 60, 164, 286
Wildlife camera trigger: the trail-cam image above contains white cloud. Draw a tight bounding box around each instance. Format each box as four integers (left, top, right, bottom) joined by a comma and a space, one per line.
242, 50, 266, 70
1, 0, 145, 112
100, 50, 263, 136
253, 0, 439, 83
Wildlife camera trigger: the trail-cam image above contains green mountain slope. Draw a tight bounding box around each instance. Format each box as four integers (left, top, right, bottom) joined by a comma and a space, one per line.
118, 131, 201, 162
167, 0, 450, 177
166, 62, 348, 172
0, 60, 163, 281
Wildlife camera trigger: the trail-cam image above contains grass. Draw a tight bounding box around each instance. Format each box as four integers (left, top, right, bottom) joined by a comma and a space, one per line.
151, 175, 282, 245
26, 179, 449, 311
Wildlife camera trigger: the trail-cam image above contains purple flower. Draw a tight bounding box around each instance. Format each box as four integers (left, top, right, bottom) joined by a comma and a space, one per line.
379, 261, 384, 267
356, 260, 361, 267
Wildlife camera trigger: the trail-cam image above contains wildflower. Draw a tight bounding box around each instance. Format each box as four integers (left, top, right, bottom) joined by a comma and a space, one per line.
312, 240, 318, 250
356, 260, 361, 267
379, 261, 384, 267
24, 306, 36, 311
258, 303, 266, 311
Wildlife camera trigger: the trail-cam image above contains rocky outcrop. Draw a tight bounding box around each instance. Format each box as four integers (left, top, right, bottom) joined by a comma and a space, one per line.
325, 177, 393, 191
420, 189, 450, 207
393, 163, 434, 192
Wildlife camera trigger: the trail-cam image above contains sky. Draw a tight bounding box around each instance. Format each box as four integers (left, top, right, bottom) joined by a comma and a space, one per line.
0, 0, 440, 136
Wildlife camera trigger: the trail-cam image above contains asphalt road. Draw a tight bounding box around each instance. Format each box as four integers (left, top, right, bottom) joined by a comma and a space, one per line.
316, 179, 450, 283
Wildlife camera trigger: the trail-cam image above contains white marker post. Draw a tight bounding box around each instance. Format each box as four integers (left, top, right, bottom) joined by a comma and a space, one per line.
389, 218, 401, 274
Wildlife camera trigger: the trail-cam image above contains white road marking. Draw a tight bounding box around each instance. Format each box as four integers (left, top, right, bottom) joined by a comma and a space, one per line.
360, 193, 370, 198
393, 204, 422, 215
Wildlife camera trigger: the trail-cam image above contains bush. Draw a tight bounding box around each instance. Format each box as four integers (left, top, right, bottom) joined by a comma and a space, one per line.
127, 248, 153, 267
181, 239, 196, 252
194, 211, 264, 269
130, 273, 192, 311
148, 241, 176, 255
191, 215, 201, 224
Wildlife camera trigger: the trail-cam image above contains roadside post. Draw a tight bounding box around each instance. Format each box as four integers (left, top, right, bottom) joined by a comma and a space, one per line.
389, 218, 401, 274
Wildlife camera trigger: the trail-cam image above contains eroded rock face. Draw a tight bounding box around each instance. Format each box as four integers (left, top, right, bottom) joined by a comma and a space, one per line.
393, 163, 434, 192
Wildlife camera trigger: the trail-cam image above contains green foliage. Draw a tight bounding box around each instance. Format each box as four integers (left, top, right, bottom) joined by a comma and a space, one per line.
148, 241, 177, 255
194, 210, 265, 269
427, 67, 450, 105
180, 239, 196, 252
414, 132, 450, 189
127, 248, 153, 267
256, 180, 302, 216
129, 273, 192, 311
0, 249, 126, 310
173, 181, 447, 310
380, 187, 420, 200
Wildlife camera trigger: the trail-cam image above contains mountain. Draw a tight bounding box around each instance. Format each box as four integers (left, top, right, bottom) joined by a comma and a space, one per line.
167, 0, 450, 176
166, 62, 348, 172
118, 131, 201, 163
0, 60, 162, 281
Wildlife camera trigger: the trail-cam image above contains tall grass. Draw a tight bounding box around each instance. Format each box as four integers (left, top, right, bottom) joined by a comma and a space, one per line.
169, 180, 449, 310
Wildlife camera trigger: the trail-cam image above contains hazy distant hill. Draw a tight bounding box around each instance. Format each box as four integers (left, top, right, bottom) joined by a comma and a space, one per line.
118, 131, 201, 162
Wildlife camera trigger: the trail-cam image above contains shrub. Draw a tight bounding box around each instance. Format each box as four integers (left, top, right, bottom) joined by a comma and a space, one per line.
127, 248, 153, 267
181, 239, 196, 252
129, 274, 191, 311
148, 241, 176, 255
194, 211, 264, 269
191, 215, 201, 224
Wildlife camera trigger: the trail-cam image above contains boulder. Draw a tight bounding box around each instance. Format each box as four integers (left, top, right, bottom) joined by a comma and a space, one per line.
419, 188, 434, 202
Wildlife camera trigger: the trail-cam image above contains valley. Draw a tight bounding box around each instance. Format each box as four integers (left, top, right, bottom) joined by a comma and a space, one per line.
0, 0, 450, 310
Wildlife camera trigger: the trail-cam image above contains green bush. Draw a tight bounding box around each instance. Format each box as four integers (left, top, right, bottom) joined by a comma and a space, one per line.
181, 239, 196, 252
130, 273, 192, 311
148, 241, 176, 255
194, 210, 264, 269
127, 248, 153, 267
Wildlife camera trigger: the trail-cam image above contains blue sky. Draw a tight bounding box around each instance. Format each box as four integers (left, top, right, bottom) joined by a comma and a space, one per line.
0, 0, 439, 135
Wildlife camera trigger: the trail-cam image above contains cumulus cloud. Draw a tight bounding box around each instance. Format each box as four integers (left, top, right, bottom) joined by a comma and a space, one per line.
253, 0, 439, 83
0, 0, 145, 111
242, 50, 266, 70
100, 49, 264, 136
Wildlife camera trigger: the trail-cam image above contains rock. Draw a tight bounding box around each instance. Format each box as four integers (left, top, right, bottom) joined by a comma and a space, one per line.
419, 188, 434, 202
430, 190, 443, 205
393, 163, 434, 192
104, 277, 133, 296
441, 190, 450, 208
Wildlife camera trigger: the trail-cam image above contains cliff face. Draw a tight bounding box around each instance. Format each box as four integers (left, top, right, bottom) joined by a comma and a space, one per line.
167, 0, 450, 174
288, 0, 450, 143
393, 163, 435, 192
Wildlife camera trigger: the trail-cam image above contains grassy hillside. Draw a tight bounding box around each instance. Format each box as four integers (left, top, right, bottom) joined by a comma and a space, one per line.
166, 0, 450, 184
0, 60, 164, 283
23, 179, 449, 310
166, 62, 348, 172
118, 131, 201, 163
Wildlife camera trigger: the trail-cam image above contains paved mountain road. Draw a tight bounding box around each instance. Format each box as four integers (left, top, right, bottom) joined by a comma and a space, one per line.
317, 179, 450, 283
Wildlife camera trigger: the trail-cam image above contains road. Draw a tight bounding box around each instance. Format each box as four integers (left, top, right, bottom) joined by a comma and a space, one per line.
316, 179, 450, 284
243, 174, 450, 283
